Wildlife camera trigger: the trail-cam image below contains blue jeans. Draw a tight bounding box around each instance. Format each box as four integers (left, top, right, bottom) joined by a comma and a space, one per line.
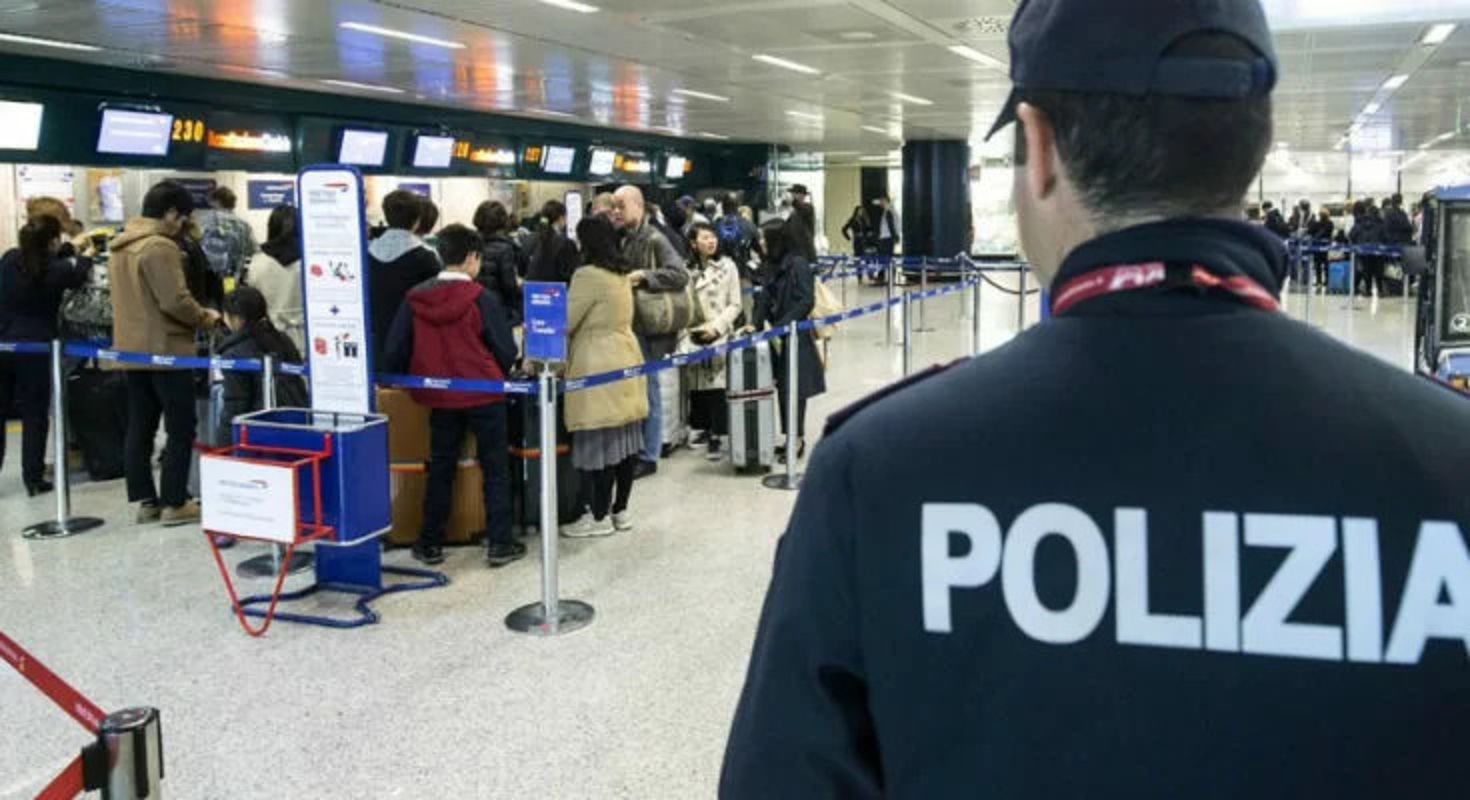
640, 337, 661, 463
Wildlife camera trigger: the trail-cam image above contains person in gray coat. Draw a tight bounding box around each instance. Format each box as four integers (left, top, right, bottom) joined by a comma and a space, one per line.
614, 185, 689, 478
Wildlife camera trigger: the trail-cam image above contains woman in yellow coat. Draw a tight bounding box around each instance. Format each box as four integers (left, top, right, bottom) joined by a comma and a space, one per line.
562, 215, 649, 538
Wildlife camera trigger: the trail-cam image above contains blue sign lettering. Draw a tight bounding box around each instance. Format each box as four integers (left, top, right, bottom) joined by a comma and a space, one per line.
247, 180, 296, 210
523, 282, 568, 363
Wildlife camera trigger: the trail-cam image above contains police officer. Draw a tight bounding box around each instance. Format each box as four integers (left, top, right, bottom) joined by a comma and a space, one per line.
721, 0, 1470, 797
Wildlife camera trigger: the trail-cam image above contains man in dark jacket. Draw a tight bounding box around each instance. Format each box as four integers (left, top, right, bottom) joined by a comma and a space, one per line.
1262, 200, 1291, 237
383, 224, 524, 569
368, 190, 441, 366
722, 1, 1470, 797
1351, 200, 1388, 297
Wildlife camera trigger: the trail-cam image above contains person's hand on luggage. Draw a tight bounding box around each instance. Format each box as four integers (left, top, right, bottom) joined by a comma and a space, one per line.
629, 270, 647, 287
201, 308, 223, 330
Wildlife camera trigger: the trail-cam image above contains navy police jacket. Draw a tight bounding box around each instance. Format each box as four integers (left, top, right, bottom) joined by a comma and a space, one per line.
721, 219, 1470, 798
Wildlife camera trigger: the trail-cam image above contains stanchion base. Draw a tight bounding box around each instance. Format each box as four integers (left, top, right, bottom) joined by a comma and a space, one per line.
236, 566, 449, 630
505, 600, 595, 636
762, 473, 804, 492
22, 516, 104, 540
236, 551, 315, 579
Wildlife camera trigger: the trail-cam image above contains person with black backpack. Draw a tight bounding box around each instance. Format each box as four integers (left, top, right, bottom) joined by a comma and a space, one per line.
472, 200, 525, 326
195, 187, 257, 280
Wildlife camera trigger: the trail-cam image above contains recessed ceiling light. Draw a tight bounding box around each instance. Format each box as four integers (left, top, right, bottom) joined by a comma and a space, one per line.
1364, 101, 1381, 114
0, 32, 101, 52
891, 91, 934, 106
1421, 23, 1456, 45
754, 54, 821, 75
672, 88, 730, 103
786, 110, 824, 122
839, 31, 878, 41
321, 78, 404, 94
698, 131, 730, 140
537, 0, 600, 12
1382, 74, 1410, 90
947, 45, 1005, 69
339, 22, 465, 49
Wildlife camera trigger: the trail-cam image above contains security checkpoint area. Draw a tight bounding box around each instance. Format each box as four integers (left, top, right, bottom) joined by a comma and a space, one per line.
3, 0, 1470, 797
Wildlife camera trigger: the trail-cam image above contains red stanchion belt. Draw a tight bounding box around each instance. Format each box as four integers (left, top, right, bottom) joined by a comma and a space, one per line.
0, 630, 106, 799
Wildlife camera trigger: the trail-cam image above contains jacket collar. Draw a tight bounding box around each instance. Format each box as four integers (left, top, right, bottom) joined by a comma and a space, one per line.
1052, 218, 1288, 316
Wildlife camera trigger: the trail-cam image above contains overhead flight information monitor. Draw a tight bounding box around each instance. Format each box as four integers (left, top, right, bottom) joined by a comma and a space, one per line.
337, 128, 389, 167
587, 147, 617, 178
0, 101, 44, 151
412, 134, 456, 169
97, 109, 174, 157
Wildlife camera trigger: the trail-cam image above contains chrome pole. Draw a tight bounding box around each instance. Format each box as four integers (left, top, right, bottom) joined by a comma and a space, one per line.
763, 325, 803, 492
237, 354, 313, 578
884, 259, 895, 347
23, 339, 103, 539
1018, 265, 1029, 332
902, 291, 914, 376
507, 367, 595, 635
972, 275, 983, 357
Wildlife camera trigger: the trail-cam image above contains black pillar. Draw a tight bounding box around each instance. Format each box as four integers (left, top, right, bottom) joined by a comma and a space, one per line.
901, 140, 971, 258
861, 167, 890, 207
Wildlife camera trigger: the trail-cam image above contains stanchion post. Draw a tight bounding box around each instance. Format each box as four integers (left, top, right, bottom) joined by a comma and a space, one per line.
1347, 250, 1358, 310
918, 259, 929, 331
902, 290, 914, 376
762, 326, 804, 492
507, 367, 595, 635
22, 339, 104, 539
971, 275, 983, 356
1018, 265, 1029, 332
884, 259, 895, 347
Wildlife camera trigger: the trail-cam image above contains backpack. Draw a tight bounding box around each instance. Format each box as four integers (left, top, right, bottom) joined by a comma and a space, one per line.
717, 215, 751, 264
200, 213, 236, 277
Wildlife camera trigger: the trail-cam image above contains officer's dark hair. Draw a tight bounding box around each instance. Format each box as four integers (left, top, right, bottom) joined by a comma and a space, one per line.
434, 224, 483, 268
1016, 32, 1272, 224
382, 190, 422, 231
141, 181, 196, 220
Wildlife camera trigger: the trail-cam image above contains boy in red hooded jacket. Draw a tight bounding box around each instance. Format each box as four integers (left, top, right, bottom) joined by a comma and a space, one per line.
383, 224, 525, 568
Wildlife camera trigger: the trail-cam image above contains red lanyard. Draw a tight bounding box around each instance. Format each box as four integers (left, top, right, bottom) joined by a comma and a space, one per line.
1050, 262, 1279, 316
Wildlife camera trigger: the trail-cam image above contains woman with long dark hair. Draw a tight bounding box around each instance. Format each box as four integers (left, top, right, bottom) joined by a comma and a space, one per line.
215, 286, 308, 443
244, 204, 305, 352
0, 215, 93, 495
526, 199, 580, 284
560, 215, 648, 538
680, 222, 745, 460
748, 219, 826, 462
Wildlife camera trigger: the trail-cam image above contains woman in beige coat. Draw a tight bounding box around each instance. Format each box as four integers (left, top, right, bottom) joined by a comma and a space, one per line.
679, 222, 745, 460
562, 215, 648, 538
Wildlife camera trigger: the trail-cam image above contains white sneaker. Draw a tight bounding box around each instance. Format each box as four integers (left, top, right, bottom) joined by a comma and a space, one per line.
561, 515, 615, 539
612, 512, 635, 532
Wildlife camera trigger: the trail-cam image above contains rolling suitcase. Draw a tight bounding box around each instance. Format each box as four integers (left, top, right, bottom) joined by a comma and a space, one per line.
66, 367, 127, 481
508, 394, 583, 535
658, 367, 687, 453
726, 341, 776, 473
1327, 260, 1351, 295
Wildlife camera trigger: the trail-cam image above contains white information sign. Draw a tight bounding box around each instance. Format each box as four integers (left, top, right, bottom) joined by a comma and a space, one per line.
200, 456, 298, 543
298, 167, 373, 414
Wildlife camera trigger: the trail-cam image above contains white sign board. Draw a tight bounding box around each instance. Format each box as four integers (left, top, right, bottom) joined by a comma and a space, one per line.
298, 167, 373, 414
200, 456, 298, 543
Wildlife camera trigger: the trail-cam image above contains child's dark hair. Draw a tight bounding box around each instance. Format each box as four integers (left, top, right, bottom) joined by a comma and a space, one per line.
224, 287, 302, 363
18, 214, 61, 281
435, 224, 484, 268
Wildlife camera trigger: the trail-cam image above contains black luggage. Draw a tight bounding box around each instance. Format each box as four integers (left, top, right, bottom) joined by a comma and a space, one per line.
67, 367, 127, 481
508, 393, 583, 535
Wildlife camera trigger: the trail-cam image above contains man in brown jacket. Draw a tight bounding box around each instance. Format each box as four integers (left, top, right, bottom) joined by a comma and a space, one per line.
110, 181, 220, 525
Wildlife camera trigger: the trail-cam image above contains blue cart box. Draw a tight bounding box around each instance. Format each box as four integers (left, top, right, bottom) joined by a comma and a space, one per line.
232, 409, 390, 545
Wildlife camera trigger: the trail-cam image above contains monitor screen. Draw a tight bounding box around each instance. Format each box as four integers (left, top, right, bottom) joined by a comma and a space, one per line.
665, 155, 687, 180
0, 101, 44, 151
542, 145, 576, 175
588, 148, 616, 176
412, 135, 455, 169
339, 129, 389, 166
96, 109, 173, 157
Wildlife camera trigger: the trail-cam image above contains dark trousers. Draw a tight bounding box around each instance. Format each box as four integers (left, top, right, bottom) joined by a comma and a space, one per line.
422, 403, 512, 548
584, 456, 636, 521
125, 370, 196, 508
1313, 253, 1328, 285
872, 239, 896, 284
1359, 257, 1387, 296
777, 390, 809, 439
0, 353, 51, 485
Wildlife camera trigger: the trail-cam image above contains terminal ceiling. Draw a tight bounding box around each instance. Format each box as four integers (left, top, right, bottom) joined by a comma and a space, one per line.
3, 0, 1470, 164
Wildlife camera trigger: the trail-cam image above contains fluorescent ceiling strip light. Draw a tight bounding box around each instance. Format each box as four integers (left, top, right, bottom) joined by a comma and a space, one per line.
1421, 23, 1456, 45
531, 108, 575, 117
1382, 74, 1410, 90
947, 45, 1004, 69
891, 91, 934, 106
538, 0, 600, 12
698, 132, 730, 140
673, 89, 730, 103
0, 32, 101, 52
321, 79, 404, 94
339, 22, 464, 49
786, 110, 824, 122
860, 155, 894, 162
862, 125, 897, 136
754, 54, 820, 75
1363, 101, 1381, 114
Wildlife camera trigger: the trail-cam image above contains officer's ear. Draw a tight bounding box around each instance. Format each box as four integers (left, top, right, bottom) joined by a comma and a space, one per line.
1015, 102, 1059, 202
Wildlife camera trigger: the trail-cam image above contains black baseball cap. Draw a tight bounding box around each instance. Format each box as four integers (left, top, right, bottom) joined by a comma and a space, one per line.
985, 0, 1278, 140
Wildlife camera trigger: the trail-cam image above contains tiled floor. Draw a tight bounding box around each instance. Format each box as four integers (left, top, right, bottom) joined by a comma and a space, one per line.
0, 276, 1419, 799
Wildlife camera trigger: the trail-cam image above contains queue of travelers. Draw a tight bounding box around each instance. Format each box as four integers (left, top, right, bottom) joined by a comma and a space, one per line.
0, 180, 825, 573
1256, 194, 1420, 295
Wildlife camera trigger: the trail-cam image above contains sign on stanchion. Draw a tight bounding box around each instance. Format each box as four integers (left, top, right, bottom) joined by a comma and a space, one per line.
507, 282, 594, 636
23, 339, 103, 540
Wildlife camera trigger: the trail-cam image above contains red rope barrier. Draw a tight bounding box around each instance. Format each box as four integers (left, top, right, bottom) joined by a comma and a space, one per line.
0, 631, 104, 734
33, 756, 86, 800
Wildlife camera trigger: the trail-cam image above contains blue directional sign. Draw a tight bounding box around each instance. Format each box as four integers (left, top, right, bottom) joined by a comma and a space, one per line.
524, 282, 569, 362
